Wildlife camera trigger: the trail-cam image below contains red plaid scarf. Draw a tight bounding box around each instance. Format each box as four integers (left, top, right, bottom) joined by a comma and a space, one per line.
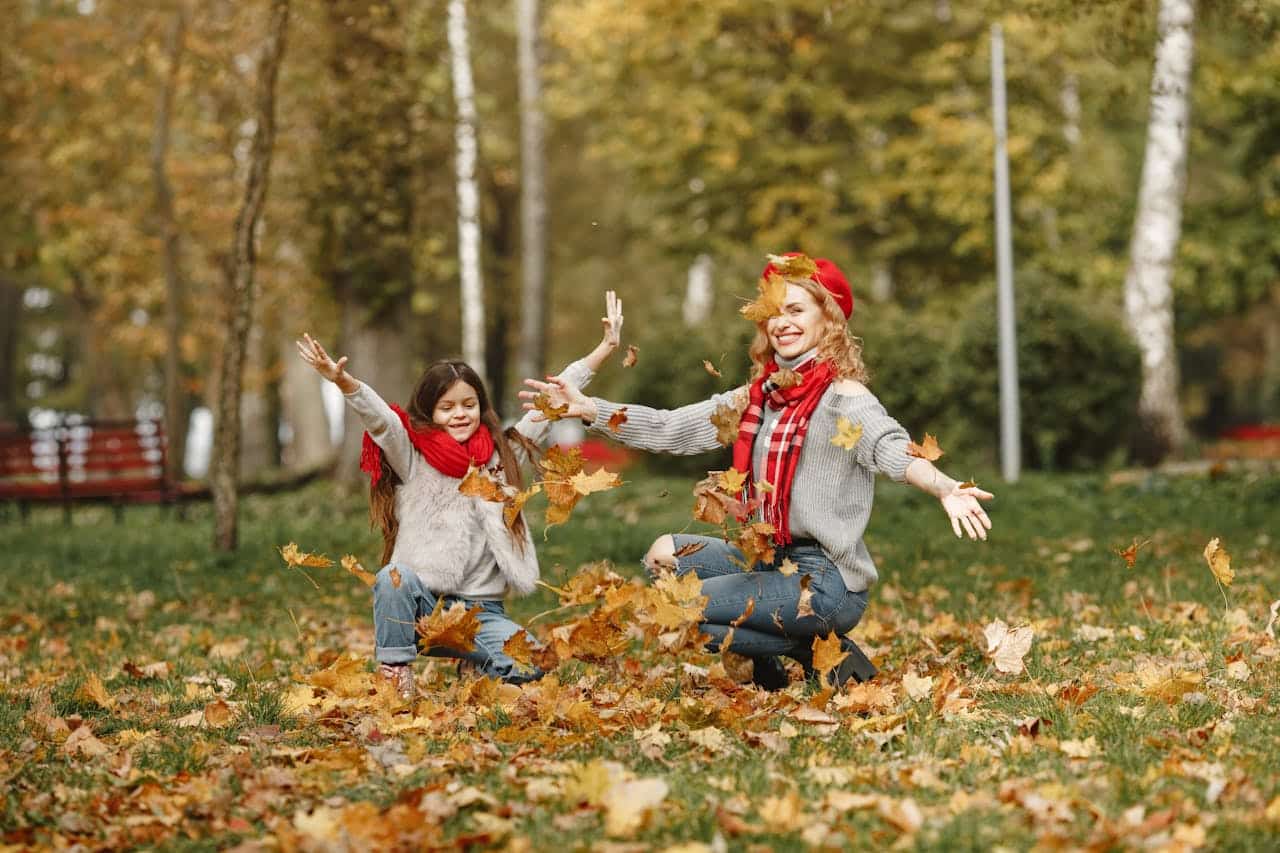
360, 404, 494, 486
731, 356, 836, 544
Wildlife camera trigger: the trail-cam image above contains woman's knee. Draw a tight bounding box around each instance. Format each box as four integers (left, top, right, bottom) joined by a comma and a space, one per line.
642, 534, 677, 575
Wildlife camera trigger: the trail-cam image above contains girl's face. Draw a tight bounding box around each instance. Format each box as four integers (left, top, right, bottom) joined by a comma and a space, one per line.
433, 379, 482, 442
766, 284, 825, 360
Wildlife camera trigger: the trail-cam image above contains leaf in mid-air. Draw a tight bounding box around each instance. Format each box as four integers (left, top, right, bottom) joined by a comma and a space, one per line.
459, 465, 508, 503
710, 401, 744, 447
1116, 537, 1148, 569
1203, 537, 1234, 587
703, 360, 722, 378
503, 484, 541, 530
417, 600, 484, 652
740, 273, 788, 323
533, 392, 569, 421
607, 407, 629, 434
830, 417, 862, 451
717, 467, 747, 495
571, 467, 623, 496
734, 521, 776, 570
622, 345, 639, 368
907, 433, 945, 461
341, 555, 376, 587
764, 253, 818, 280
768, 367, 802, 389
280, 542, 333, 568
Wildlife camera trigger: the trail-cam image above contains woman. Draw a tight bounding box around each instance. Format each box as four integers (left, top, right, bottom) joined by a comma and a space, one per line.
522, 256, 992, 689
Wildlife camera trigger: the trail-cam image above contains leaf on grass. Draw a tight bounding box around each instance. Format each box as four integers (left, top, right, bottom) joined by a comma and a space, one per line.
777, 558, 799, 576
606, 407, 628, 434
570, 467, 623, 496
902, 671, 934, 701
1116, 537, 1149, 569
63, 725, 109, 758
907, 433, 945, 461
831, 417, 863, 451
602, 777, 669, 837
702, 360, 722, 378
1203, 537, 1234, 587
710, 401, 745, 447
983, 619, 1034, 675
123, 660, 170, 680
77, 674, 114, 710
622, 344, 639, 368
740, 273, 789, 323
717, 467, 747, 495
503, 484, 541, 530
796, 574, 815, 619
459, 465, 508, 503
203, 699, 234, 728
417, 600, 484, 653
280, 542, 333, 569
341, 555, 376, 587
768, 367, 802, 389
533, 392, 569, 421
811, 632, 848, 676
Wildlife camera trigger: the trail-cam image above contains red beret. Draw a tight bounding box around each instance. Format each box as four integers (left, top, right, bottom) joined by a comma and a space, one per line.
761, 253, 854, 319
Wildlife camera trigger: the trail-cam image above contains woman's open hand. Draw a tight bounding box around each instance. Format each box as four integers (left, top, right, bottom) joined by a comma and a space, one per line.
941, 483, 994, 540
519, 375, 598, 424
295, 333, 352, 387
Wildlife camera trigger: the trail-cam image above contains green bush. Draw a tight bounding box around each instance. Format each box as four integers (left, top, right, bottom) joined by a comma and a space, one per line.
857, 301, 954, 443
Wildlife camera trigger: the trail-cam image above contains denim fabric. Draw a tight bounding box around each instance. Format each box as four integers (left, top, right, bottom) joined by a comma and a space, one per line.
372, 564, 542, 684
669, 534, 868, 664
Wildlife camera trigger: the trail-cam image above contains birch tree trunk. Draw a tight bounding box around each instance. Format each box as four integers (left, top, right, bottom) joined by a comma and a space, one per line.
211, 0, 290, 551
514, 0, 547, 390
1123, 0, 1195, 462
152, 4, 189, 482
448, 0, 486, 384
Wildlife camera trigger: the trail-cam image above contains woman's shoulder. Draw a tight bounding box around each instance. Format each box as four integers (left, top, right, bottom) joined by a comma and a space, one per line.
829, 378, 872, 399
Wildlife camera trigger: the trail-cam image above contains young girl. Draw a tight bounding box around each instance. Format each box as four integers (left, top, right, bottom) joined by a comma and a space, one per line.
296, 293, 624, 697
522, 256, 992, 690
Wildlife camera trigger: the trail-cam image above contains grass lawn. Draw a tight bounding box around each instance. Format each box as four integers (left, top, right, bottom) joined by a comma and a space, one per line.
2, 465, 1279, 850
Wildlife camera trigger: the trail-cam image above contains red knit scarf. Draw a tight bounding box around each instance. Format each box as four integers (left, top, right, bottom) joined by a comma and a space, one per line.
731, 357, 836, 544
360, 404, 495, 486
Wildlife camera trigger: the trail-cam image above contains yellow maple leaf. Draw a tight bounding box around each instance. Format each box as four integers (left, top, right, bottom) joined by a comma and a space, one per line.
831, 417, 863, 451
811, 632, 848, 676
570, 467, 623, 496
764, 252, 819, 280
532, 392, 569, 421
501, 631, 536, 666
340, 555, 376, 587
907, 433, 945, 461
740, 273, 788, 323
777, 558, 799, 576
279, 542, 333, 569
717, 467, 747, 495
503, 484, 541, 530
734, 521, 776, 570
416, 600, 483, 653
1203, 537, 1234, 587
709, 400, 745, 447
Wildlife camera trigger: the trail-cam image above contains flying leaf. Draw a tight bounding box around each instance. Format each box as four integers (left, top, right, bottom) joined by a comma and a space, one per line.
501, 631, 536, 666
811, 632, 848, 676
768, 368, 802, 389
417, 600, 483, 653
796, 574, 815, 619
831, 417, 863, 451
673, 541, 706, 558
983, 619, 1034, 675
778, 558, 799, 576
691, 474, 744, 525
622, 345, 639, 368
538, 446, 587, 528
341, 555, 376, 587
734, 521, 776, 570
730, 598, 756, 627
459, 465, 508, 503
710, 401, 745, 447
958, 479, 978, 489
570, 467, 623, 496
764, 253, 819, 280
388, 567, 402, 589
1203, 537, 1234, 587
1116, 537, 1149, 569
606, 408, 629, 434
280, 542, 333, 569
533, 392, 569, 421
754, 479, 775, 495
907, 433, 945, 461
717, 467, 747, 495
740, 273, 788, 323
702, 360, 722, 378
503, 484, 541, 530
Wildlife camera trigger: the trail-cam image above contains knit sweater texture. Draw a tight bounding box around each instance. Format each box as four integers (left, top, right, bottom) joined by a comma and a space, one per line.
587, 372, 912, 592
345, 359, 594, 599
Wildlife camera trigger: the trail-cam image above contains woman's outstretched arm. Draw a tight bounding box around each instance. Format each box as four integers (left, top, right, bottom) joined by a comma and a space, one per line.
904, 458, 994, 540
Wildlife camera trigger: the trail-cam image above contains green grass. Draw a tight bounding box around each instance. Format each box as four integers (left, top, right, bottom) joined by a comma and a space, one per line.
1, 467, 1278, 849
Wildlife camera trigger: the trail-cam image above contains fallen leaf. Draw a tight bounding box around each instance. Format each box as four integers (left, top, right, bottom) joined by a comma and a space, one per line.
417, 600, 483, 653
702, 360, 722, 378
602, 777, 668, 836
1226, 659, 1250, 681
63, 725, 109, 758
983, 619, 1034, 675
768, 368, 802, 389
341, 555, 376, 587
77, 674, 114, 710
907, 433, 945, 461
811, 633, 848, 676
280, 542, 333, 568
831, 417, 863, 451
1203, 537, 1234, 587
1266, 600, 1279, 640
902, 671, 935, 702
606, 408, 628, 434
203, 699, 235, 728
1059, 737, 1098, 759
622, 345, 638, 368
209, 637, 248, 661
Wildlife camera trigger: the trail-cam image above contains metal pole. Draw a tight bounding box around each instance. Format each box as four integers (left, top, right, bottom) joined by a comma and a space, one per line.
991, 23, 1021, 482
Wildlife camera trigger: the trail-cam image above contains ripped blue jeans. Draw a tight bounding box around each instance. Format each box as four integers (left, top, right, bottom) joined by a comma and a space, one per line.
669, 534, 868, 666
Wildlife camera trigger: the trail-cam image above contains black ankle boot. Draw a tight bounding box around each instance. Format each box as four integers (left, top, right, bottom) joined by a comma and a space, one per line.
830, 637, 877, 687
750, 656, 790, 691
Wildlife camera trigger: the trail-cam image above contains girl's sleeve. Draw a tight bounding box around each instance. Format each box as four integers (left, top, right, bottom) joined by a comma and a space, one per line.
586, 387, 747, 456
343, 381, 414, 481
842, 393, 914, 483
510, 359, 597, 458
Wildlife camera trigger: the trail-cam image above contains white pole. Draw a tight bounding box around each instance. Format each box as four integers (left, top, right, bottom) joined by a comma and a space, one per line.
991, 23, 1021, 482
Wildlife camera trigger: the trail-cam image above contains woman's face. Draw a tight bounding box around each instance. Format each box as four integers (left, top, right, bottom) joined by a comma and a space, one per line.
766, 284, 825, 360
433, 379, 482, 442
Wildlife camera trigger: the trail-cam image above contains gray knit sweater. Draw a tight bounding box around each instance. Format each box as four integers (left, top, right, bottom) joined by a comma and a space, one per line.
587, 378, 913, 592
345, 359, 595, 599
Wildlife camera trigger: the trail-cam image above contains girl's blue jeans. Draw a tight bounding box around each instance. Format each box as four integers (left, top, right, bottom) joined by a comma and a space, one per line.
669, 534, 868, 666
372, 564, 542, 684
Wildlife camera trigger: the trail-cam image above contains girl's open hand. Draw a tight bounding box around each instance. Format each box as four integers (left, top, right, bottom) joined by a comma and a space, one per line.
941, 484, 994, 541
519, 375, 597, 424
295, 333, 350, 385
601, 290, 623, 350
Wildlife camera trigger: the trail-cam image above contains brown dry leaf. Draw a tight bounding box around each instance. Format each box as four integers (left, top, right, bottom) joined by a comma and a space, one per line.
532, 392, 569, 421
831, 417, 863, 451
907, 433, 945, 461
63, 725, 109, 759
740, 273, 789, 323
203, 699, 234, 728
1203, 537, 1234, 587
691, 475, 739, 525
280, 542, 333, 569
710, 401, 745, 447
1117, 537, 1149, 569
768, 367, 803, 389
539, 446, 587, 528
958, 478, 978, 489
730, 598, 756, 627
777, 558, 800, 576
606, 407, 628, 434
503, 484, 541, 530
673, 541, 706, 558
122, 660, 170, 680
765, 253, 819, 279
459, 465, 508, 503
307, 655, 370, 698
622, 344, 639, 368
341, 555, 376, 587
811, 633, 848, 676
1266, 600, 1280, 640
796, 574, 815, 619
702, 360, 722, 378
570, 467, 623, 496
983, 619, 1034, 675
417, 600, 483, 653
718, 467, 747, 495
734, 522, 776, 570
833, 681, 896, 713
758, 790, 807, 832
77, 673, 114, 710
501, 631, 536, 666
902, 671, 935, 702
388, 567, 402, 589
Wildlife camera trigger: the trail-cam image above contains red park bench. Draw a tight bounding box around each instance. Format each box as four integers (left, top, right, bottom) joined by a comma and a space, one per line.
0, 418, 192, 523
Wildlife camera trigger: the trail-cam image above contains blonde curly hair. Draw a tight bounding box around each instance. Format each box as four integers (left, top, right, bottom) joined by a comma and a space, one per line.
747, 277, 869, 383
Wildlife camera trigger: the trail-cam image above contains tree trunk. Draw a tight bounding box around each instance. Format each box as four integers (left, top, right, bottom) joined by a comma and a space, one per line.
683, 254, 713, 326
448, 0, 486, 383
152, 4, 189, 482
1123, 0, 1195, 463
0, 277, 20, 423
514, 0, 547, 390
211, 0, 290, 551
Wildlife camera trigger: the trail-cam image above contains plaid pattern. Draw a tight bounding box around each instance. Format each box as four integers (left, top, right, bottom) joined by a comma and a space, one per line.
732, 358, 836, 544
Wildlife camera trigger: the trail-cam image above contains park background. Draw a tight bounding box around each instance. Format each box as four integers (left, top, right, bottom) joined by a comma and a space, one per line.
3, 1, 1280, 850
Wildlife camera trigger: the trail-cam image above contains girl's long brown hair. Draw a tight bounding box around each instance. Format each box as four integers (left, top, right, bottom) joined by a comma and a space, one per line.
748, 278, 869, 383
370, 360, 528, 565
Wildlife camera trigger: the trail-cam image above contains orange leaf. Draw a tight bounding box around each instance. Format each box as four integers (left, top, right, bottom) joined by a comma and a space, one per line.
416, 600, 484, 653
907, 433, 945, 461
710, 402, 744, 447
1203, 537, 1234, 586
703, 360, 722, 378
764, 252, 818, 279
734, 521, 776, 570
622, 345, 639, 368
607, 407, 629, 434
740, 273, 788, 323
796, 574, 815, 619
341, 555, 376, 587
673, 541, 706, 558
280, 542, 333, 569
730, 598, 756, 627
459, 465, 507, 503
533, 392, 569, 421
1115, 537, 1149, 569
768, 368, 802, 389
501, 631, 536, 666
811, 632, 848, 676
503, 484, 541, 530
77, 673, 114, 710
